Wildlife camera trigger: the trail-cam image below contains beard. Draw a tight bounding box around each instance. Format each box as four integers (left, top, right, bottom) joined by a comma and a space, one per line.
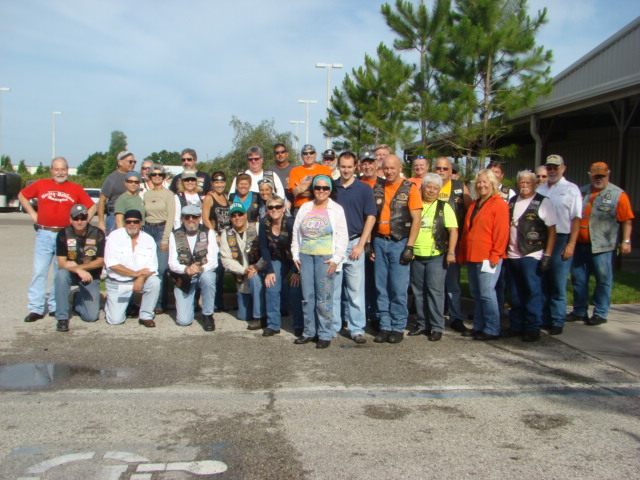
184, 222, 199, 234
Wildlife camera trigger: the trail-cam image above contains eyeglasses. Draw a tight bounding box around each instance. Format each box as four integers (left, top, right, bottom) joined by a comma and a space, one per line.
247, 157, 261, 162
302, 151, 315, 156
150, 173, 165, 178
230, 212, 245, 218
267, 204, 284, 210
182, 214, 200, 220
545, 164, 560, 170
125, 219, 141, 225
314, 185, 331, 191
72, 214, 88, 221
126, 180, 141, 184
536, 175, 547, 179
181, 157, 194, 162
434, 166, 449, 172
274, 150, 287, 155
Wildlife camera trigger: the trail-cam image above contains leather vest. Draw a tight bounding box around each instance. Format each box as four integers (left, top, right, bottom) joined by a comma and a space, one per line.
63, 225, 101, 264
177, 191, 205, 208
498, 185, 511, 201
580, 183, 623, 254
374, 178, 413, 240
509, 193, 548, 255
264, 215, 293, 262
225, 225, 260, 266
446, 179, 467, 227
229, 191, 261, 223
432, 200, 449, 253
207, 193, 230, 234
173, 225, 209, 266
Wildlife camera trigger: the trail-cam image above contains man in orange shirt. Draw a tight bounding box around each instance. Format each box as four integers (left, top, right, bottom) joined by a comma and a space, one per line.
288, 144, 331, 215
568, 162, 633, 326
372, 155, 422, 344
408, 155, 428, 188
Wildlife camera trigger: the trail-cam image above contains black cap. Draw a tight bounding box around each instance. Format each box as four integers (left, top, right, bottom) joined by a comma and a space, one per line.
124, 209, 143, 220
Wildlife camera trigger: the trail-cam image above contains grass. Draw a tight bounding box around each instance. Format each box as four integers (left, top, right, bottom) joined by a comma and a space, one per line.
459, 265, 640, 305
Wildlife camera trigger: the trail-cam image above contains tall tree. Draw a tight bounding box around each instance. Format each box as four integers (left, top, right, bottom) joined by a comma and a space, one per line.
102, 130, 128, 179
17, 159, 29, 175
1, 155, 12, 171
381, 0, 452, 155
321, 43, 415, 152
146, 150, 181, 165
77, 152, 106, 179
449, 0, 552, 159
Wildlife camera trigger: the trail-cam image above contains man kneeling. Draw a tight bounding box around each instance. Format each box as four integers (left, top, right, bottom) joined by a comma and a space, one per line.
104, 210, 160, 326
54, 204, 105, 332
168, 205, 218, 331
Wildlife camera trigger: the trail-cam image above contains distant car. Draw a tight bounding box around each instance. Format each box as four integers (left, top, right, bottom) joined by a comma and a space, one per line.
84, 188, 100, 205
20, 179, 38, 212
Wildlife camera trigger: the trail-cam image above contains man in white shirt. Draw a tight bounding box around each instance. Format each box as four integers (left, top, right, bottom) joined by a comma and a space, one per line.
104, 210, 160, 326
228, 146, 285, 197
168, 205, 219, 331
536, 154, 582, 335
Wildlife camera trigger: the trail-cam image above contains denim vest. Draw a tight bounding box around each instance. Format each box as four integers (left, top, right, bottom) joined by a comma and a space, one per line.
580, 183, 623, 254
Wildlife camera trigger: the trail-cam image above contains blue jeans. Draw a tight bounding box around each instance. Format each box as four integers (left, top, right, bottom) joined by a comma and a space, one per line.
445, 262, 464, 322
27, 229, 59, 314
299, 253, 335, 341
365, 254, 378, 322
332, 238, 366, 338
508, 257, 543, 333
215, 259, 226, 311
410, 255, 447, 332
105, 275, 160, 325
54, 269, 100, 322
467, 260, 502, 336
106, 212, 117, 235
373, 237, 411, 332
571, 243, 614, 319
143, 224, 169, 310
236, 274, 265, 321
173, 269, 216, 326
543, 234, 573, 327
265, 259, 303, 331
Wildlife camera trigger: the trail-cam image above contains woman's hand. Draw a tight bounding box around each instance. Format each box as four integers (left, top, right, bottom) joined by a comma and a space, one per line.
265, 273, 276, 288
324, 259, 337, 275
290, 272, 300, 287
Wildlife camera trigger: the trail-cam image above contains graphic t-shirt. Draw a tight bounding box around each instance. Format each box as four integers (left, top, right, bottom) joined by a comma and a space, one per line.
299, 206, 333, 255
21, 179, 93, 227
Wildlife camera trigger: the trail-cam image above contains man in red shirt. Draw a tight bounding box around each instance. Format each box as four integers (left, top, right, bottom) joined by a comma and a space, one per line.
19, 157, 95, 322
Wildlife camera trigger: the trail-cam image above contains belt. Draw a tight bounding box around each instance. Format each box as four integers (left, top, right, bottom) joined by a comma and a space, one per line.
377, 234, 395, 241
35, 225, 63, 232
349, 234, 360, 241
106, 276, 134, 283
146, 221, 166, 227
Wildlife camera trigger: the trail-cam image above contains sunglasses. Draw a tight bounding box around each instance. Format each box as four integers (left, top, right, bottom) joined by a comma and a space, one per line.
434, 166, 449, 171
267, 204, 284, 210
182, 178, 197, 182
141, 166, 149, 170
247, 157, 261, 162
593, 174, 606, 180
545, 164, 560, 170
536, 175, 547, 179
314, 185, 331, 191
274, 150, 287, 155
230, 212, 245, 218
150, 173, 165, 178
125, 219, 141, 225
126, 180, 141, 184
72, 214, 88, 221
182, 214, 200, 220
302, 151, 315, 156
181, 157, 194, 162
128, 160, 137, 164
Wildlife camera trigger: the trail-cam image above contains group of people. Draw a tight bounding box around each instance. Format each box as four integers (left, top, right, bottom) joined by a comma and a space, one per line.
19, 146, 633, 349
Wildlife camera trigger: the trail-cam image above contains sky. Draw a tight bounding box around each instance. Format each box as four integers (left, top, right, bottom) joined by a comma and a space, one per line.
1, 0, 639, 167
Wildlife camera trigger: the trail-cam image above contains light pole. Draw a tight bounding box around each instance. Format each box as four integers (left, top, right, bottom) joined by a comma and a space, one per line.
52, 111, 62, 159
289, 120, 305, 157
0, 87, 11, 165
315, 63, 343, 149
297, 99, 317, 145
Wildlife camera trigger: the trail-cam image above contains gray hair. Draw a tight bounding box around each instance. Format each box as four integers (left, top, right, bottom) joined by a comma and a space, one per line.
422, 173, 442, 189
246, 146, 264, 158
517, 169, 536, 184
51, 156, 68, 168
149, 163, 166, 174
267, 195, 285, 206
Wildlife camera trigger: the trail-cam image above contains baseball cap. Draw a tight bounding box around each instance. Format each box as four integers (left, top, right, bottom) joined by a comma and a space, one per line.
70, 204, 88, 219
589, 162, 609, 175
124, 209, 143, 220
359, 151, 376, 162
229, 202, 246, 215
301, 144, 316, 154
181, 170, 198, 180
125, 171, 141, 181
181, 205, 202, 216
117, 151, 134, 162
322, 149, 336, 160
545, 154, 564, 166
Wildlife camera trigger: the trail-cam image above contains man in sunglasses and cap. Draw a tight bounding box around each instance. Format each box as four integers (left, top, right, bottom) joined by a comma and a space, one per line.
104, 209, 160, 327
567, 162, 634, 327
98, 150, 137, 234
53, 204, 106, 332
168, 205, 219, 331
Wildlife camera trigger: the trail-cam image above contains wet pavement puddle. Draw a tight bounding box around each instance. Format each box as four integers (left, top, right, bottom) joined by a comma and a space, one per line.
0, 363, 133, 390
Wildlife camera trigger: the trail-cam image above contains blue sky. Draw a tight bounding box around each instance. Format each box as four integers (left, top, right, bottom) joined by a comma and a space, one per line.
1, 0, 639, 167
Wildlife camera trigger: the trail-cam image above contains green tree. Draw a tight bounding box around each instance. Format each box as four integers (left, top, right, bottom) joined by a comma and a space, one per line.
17, 160, 29, 175
34, 162, 45, 175
448, 0, 553, 159
77, 152, 106, 179
1, 155, 12, 171
102, 130, 128, 179
322, 43, 415, 153
381, 0, 452, 156
146, 150, 181, 165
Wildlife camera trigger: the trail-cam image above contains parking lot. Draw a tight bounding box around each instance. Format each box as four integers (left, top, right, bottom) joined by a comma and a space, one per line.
0, 212, 638, 480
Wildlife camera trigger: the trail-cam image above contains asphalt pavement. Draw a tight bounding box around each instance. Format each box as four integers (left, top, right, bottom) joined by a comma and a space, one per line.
0, 212, 638, 480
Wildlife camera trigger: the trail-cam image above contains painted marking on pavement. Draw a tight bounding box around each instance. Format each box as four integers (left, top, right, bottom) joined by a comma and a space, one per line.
137, 460, 228, 475
130, 475, 152, 480
103, 451, 150, 463
98, 465, 128, 480
26, 452, 95, 473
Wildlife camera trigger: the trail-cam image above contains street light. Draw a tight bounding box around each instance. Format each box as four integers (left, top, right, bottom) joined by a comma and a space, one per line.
316, 63, 343, 149
297, 99, 317, 145
0, 87, 11, 165
52, 111, 62, 159
289, 120, 305, 157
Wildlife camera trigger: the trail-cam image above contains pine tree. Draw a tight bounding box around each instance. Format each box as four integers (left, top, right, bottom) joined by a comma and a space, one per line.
102, 131, 128, 179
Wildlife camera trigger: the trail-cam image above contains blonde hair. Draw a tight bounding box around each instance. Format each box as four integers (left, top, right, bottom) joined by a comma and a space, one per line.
474, 168, 500, 196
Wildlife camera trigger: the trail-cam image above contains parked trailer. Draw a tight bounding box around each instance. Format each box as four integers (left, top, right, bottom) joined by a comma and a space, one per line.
0, 170, 22, 210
